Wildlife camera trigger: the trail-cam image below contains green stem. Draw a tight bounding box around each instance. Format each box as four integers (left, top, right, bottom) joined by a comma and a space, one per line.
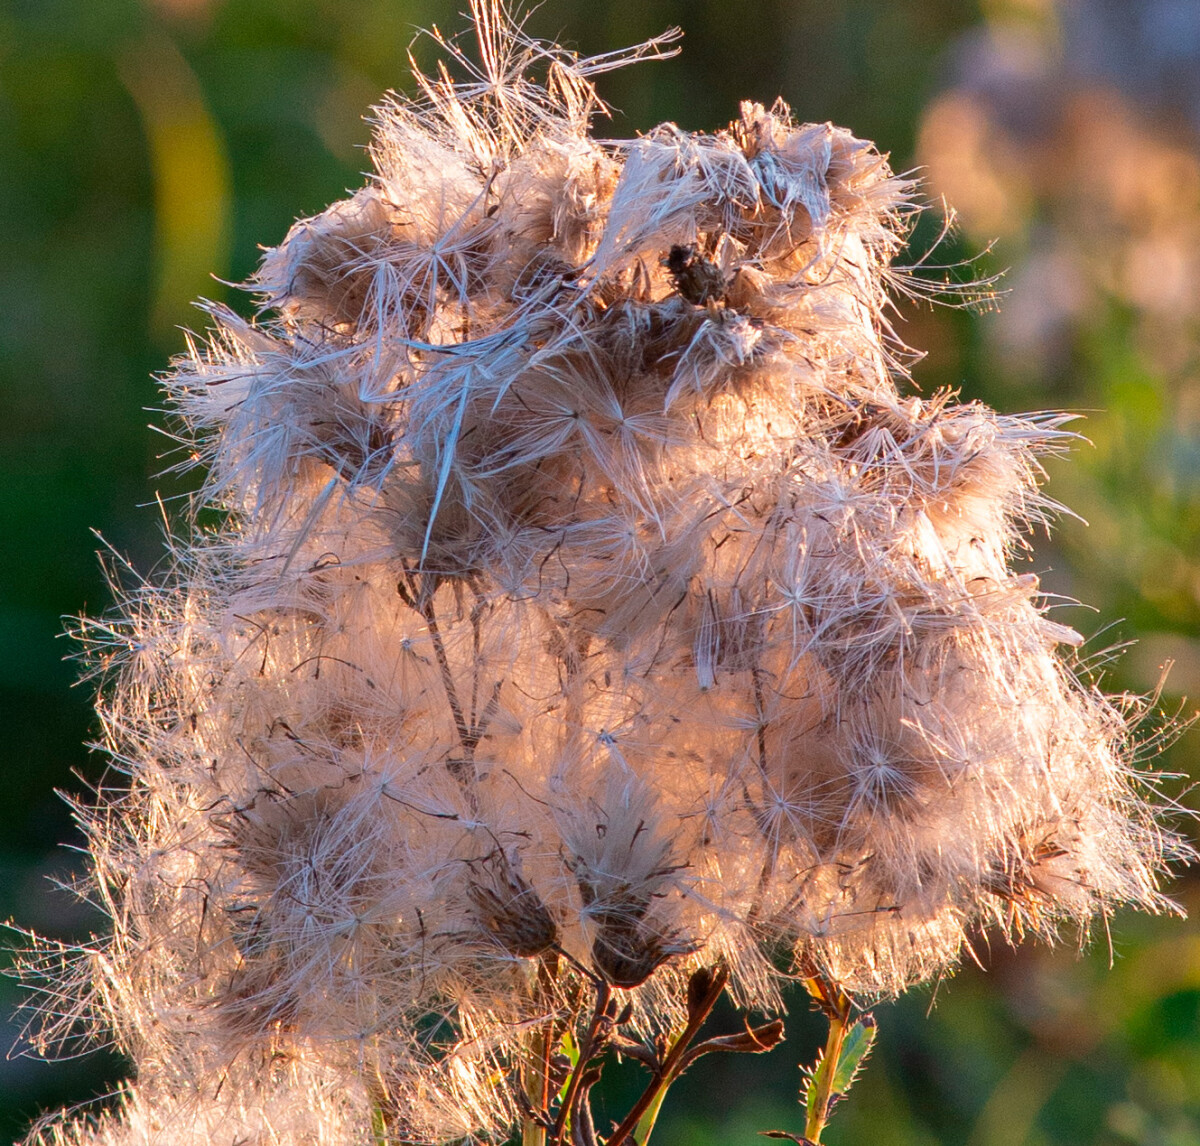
522, 1023, 548, 1146
803, 979, 852, 1144
366, 1074, 395, 1146
370, 1103, 389, 1146
522, 956, 559, 1146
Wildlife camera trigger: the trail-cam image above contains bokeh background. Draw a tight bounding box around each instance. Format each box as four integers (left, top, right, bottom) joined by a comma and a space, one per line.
2, 0, 1199, 1141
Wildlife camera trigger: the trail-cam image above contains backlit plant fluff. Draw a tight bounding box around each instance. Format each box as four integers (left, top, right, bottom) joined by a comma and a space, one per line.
25, 4, 1185, 1144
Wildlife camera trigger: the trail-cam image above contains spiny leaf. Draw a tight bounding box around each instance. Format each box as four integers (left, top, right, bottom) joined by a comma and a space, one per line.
829, 1014, 876, 1099
801, 1014, 877, 1124
800, 1056, 820, 1123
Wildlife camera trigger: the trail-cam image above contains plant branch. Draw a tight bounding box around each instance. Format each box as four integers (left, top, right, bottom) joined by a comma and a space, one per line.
551, 978, 613, 1146
604, 965, 729, 1146
802, 976, 854, 1144
522, 955, 559, 1146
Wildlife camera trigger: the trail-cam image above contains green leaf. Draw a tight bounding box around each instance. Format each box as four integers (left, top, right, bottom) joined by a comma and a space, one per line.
830, 1014, 876, 1100
561, 1028, 579, 1068
370, 1102, 389, 1146
801, 1057, 820, 1123
801, 1014, 877, 1125
634, 1084, 671, 1146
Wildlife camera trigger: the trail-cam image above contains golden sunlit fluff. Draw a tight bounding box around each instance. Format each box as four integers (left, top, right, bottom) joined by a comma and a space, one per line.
20, 3, 1188, 1143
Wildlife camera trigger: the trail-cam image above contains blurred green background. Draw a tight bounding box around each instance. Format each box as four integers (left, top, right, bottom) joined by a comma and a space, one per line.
2, 0, 1199, 1141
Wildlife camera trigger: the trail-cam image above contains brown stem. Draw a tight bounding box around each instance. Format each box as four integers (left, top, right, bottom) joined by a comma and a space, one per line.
751, 666, 770, 780
604, 966, 729, 1146
418, 585, 470, 748
468, 577, 488, 727
745, 666, 775, 926
399, 565, 490, 809
551, 979, 612, 1146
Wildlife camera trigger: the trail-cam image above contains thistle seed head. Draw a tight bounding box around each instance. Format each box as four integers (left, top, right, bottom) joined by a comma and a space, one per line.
23, 2, 1190, 1141
466, 852, 559, 958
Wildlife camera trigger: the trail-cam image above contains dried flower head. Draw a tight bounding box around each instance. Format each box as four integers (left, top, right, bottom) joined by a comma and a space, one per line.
466, 848, 559, 958
19, 3, 1188, 1143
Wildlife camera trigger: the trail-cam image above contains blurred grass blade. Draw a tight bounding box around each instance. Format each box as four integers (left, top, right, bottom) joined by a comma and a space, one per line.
118, 27, 231, 340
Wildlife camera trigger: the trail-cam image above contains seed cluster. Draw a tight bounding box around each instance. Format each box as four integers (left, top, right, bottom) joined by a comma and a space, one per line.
22, 5, 1183, 1144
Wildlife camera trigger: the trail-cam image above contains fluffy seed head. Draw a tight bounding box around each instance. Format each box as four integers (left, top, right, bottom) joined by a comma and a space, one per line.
19, 3, 1189, 1143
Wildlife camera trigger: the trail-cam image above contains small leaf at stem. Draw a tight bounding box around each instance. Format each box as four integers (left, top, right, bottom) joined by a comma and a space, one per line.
613, 1037, 661, 1069
679, 1018, 786, 1071
803, 1013, 876, 1125
570, 1068, 603, 1146
759, 1131, 819, 1145
801, 1057, 821, 1124
829, 1014, 876, 1100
